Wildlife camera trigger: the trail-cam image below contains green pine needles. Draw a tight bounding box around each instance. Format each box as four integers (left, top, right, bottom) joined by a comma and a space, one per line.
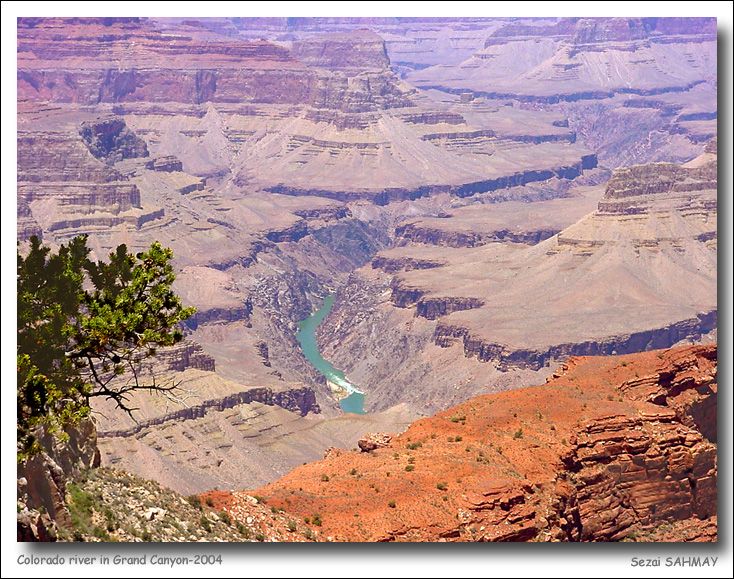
17, 235, 195, 460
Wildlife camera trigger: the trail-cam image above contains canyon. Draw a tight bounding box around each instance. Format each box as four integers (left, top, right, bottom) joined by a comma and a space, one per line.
16, 16, 717, 541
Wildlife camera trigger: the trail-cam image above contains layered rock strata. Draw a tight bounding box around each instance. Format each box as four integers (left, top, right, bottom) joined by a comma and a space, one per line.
373, 145, 717, 370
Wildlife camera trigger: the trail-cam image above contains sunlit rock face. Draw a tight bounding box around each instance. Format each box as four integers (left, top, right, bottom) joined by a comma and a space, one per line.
252, 345, 717, 542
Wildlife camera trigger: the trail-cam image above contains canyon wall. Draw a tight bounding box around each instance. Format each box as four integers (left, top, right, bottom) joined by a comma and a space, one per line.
97, 385, 320, 438
434, 310, 717, 370
18, 18, 410, 112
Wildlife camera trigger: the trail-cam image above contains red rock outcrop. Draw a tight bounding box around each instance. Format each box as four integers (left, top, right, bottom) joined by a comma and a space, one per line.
357, 433, 392, 452
229, 345, 717, 542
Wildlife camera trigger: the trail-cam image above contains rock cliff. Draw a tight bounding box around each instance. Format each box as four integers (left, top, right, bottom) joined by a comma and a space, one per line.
17, 419, 101, 540
97, 385, 320, 438
434, 310, 717, 370
396, 222, 559, 248
291, 30, 390, 70
238, 345, 716, 542
17, 18, 410, 113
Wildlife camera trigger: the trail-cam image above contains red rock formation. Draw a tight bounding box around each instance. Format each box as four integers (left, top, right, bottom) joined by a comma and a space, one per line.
357, 433, 392, 452
223, 345, 717, 542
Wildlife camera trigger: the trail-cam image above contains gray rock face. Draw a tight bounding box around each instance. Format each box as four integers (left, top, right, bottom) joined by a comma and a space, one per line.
17, 505, 57, 542
79, 117, 149, 165
17, 419, 100, 539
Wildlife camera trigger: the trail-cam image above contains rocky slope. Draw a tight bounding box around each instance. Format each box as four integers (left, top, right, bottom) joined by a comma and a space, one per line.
224, 345, 717, 542
17, 419, 101, 540
32, 467, 309, 542
91, 342, 415, 494
409, 18, 716, 101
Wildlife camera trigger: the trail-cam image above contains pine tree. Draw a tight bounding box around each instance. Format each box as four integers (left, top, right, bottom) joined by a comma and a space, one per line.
17, 235, 195, 459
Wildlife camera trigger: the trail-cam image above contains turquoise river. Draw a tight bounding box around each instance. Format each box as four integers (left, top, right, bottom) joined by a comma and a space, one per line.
295, 295, 366, 414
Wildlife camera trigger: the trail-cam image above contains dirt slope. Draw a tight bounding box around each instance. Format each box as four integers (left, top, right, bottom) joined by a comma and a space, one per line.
217, 345, 718, 542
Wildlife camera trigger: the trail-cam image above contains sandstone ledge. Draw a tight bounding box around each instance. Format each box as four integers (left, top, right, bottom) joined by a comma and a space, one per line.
433, 309, 717, 370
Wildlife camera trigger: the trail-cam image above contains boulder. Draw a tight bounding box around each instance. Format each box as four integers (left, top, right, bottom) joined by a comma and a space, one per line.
357, 433, 392, 452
